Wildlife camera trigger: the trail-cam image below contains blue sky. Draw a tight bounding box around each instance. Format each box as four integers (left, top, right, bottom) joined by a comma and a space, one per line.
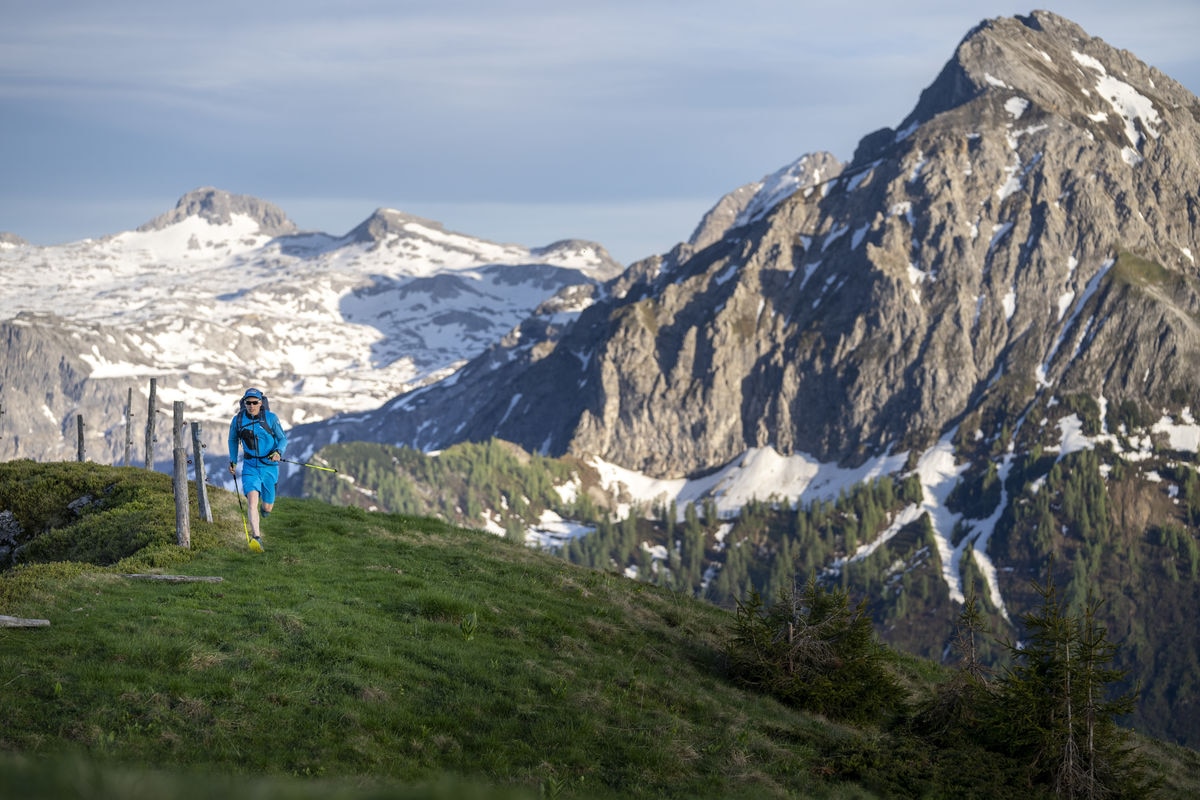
3, 1, 1198, 265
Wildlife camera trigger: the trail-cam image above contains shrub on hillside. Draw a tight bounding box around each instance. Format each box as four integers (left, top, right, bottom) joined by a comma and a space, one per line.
0, 461, 177, 568
724, 577, 904, 724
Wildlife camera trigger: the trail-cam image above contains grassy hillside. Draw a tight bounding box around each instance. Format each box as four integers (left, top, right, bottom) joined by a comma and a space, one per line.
2, 461, 1199, 799
299, 437, 1200, 748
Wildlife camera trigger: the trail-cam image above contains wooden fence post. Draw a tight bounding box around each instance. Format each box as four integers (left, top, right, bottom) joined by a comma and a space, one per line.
172, 401, 190, 548
76, 415, 85, 462
144, 378, 157, 469
124, 387, 133, 467
191, 421, 213, 523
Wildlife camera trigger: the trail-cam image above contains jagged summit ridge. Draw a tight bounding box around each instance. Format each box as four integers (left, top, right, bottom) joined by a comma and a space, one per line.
859, 10, 1198, 165
686, 152, 845, 252
341, 207, 624, 276
137, 187, 298, 237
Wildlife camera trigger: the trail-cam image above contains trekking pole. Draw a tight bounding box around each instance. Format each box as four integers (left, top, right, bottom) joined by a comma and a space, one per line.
279, 457, 338, 473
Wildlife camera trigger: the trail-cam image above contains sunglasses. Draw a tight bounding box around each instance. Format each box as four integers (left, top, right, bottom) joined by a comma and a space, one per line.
244, 400, 261, 406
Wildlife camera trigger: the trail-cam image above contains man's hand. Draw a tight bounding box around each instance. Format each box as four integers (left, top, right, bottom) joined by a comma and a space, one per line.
268, 450, 281, 462
229, 463, 237, 475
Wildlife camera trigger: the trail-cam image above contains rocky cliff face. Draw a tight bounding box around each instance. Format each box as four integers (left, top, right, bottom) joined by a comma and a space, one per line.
1, 317, 141, 462
293, 11, 1200, 480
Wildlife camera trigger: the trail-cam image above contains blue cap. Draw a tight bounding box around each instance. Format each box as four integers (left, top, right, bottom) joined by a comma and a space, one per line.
242, 388, 263, 400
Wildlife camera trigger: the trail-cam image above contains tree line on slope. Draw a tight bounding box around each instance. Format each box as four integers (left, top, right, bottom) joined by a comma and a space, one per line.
301, 438, 1200, 747
724, 573, 1153, 798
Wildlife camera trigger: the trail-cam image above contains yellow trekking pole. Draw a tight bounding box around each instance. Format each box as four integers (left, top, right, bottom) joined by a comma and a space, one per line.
280, 457, 337, 473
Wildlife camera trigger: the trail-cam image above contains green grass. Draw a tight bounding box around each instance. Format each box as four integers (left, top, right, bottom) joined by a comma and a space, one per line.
1, 464, 861, 799
2, 462, 1198, 799
1110, 249, 1174, 288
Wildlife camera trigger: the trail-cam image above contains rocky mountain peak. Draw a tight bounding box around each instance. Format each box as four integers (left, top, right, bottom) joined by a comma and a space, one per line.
346, 208, 444, 244
0, 232, 28, 248
136, 187, 298, 236
859, 10, 1198, 164
345, 210, 623, 277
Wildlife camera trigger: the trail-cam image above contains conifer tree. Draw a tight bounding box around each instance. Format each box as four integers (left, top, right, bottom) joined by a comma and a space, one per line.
683, 520, 705, 583
995, 571, 1146, 798
915, 594, 995, 744
725, 576, 903, 723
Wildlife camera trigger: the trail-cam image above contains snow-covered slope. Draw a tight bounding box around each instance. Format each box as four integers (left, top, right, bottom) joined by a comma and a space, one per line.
0, 189, 622, 464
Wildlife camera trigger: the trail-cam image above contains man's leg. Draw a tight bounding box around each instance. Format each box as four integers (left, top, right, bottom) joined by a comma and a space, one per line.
247, 489, 262, 538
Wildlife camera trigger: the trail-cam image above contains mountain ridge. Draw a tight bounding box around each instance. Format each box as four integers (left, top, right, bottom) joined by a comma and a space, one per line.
0, 188, 622, 468
291, 9, 1200, 477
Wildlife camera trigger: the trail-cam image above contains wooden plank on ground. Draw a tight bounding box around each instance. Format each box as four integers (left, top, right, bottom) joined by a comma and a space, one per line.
119, 574, 224, 583
0, 614, 50, 628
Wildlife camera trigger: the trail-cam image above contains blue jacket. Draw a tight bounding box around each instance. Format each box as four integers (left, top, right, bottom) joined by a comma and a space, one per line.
228, 409, 288, 468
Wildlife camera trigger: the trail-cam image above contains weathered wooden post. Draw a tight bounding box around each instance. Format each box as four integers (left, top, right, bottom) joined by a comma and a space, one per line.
124, 387, 133, 467
144, 378, 157, 469
172, 401, 191, 548
76, 414, 85, 462
190, 421, 213, 523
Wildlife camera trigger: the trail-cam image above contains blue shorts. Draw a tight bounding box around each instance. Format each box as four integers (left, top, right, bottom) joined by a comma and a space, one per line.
240, 461, 278, 504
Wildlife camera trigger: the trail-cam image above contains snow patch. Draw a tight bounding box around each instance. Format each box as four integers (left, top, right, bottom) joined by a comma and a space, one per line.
525, 509, 594, 550
1071, 50, 1160, 153
735, 155, 831, 227
1002, 290, 1016, 321
590, 446, 910, 523
1004, 96, 1029, 119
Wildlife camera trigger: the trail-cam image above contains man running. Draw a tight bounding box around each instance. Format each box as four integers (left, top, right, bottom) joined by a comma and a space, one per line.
228, 387, 288, 549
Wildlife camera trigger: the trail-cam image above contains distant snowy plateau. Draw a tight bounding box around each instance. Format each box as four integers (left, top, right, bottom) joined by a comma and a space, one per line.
0, 207, 619, 441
